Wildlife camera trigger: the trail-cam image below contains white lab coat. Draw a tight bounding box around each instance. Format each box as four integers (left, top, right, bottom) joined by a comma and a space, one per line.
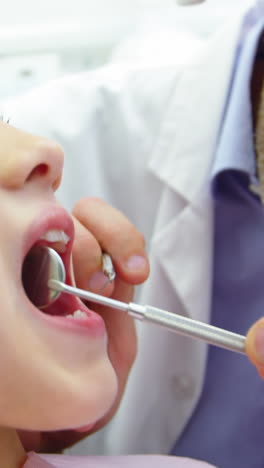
1, 6, 252, 456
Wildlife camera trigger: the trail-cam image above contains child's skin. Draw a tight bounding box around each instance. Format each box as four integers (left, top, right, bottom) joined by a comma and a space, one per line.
0, 121, 149, 467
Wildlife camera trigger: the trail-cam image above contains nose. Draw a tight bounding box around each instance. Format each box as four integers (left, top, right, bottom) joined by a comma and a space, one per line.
0, 123, 64, 191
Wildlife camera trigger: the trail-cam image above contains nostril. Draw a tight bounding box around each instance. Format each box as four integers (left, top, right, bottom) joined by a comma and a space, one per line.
26, 163, 49, 182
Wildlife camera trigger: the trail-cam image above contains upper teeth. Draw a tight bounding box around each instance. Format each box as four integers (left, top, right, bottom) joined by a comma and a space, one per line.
39, 230, 70, 253
40, 230, 70, 244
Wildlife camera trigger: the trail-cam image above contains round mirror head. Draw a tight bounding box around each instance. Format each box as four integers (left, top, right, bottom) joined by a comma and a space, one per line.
22, 245, 66, 309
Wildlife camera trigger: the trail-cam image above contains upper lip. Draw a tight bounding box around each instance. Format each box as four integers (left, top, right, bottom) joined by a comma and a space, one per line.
22, 204, 75, 265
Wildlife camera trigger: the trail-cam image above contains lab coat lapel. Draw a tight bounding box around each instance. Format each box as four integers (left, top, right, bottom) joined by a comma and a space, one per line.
151, 191, 213, 324
147, 15, 244, 323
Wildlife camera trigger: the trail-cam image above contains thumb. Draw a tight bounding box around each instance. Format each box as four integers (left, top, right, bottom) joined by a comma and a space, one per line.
246, 318, 264, 379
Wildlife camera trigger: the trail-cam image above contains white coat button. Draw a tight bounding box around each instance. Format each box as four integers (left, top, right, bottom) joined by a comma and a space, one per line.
171, 375, 195, 400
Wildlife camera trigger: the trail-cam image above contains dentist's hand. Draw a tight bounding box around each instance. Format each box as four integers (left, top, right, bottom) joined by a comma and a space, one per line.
71, 197, 150, 433
19, 197, 149, 453
246, 318, 264, 378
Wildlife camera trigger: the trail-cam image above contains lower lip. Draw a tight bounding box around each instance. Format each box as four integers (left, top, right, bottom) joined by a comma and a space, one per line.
43, 313, 106, 337
32, 298, 106, 338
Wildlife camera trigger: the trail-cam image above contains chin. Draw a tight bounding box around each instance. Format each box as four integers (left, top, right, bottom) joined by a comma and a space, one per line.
33, 362, 117, 432
59, 364, 119, 431
6, 357, 118, 433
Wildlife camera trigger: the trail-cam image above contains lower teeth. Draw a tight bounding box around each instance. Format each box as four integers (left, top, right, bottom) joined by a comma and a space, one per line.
66, 309, 87, 320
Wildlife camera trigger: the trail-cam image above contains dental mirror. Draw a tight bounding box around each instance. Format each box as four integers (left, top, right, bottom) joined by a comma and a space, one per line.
22, 245, 246, 355
22, 245, 65, 309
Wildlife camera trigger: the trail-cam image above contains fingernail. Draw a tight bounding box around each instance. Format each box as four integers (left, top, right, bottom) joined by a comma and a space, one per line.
254, 327, 264, 363
126, 255, 147, 271
88, 272, 109, 292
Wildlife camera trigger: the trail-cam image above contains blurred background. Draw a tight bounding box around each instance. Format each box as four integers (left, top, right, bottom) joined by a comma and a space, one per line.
0, 0, 253, 99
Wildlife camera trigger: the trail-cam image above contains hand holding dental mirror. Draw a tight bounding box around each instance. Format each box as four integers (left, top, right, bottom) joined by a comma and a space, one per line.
22, 245, 246, 355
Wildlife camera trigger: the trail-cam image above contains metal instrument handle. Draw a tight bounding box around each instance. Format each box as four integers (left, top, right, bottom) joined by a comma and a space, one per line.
49, 279, 246, 355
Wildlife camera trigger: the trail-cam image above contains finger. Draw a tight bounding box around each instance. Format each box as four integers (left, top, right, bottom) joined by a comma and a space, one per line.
72, 197, 149, 284
72, 216, 114, 295
90, 277, 137, 429
246, 318, 264, 378
94, 279, 136, 370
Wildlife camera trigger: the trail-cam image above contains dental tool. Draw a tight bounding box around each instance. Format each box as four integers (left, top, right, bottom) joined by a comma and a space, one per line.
23, 245, 246, 355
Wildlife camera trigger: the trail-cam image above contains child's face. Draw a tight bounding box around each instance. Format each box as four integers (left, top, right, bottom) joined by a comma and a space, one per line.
0, 122, 117, 432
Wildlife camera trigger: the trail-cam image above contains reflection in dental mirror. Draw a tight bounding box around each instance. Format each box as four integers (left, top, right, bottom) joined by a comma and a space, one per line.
22, 245, 65, 308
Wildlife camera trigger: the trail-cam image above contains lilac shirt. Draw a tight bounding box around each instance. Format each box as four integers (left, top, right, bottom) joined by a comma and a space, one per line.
171, 10, 264, 468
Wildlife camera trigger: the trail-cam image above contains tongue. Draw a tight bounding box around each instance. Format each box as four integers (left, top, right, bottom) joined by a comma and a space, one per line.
41, 292, 78, 316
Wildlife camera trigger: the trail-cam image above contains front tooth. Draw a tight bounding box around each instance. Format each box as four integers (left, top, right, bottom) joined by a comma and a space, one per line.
73, 309, 87, 319
40, 230, 70, 244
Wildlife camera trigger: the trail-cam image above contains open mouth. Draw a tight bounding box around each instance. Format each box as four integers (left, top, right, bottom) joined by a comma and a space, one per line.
22, 230, 92, 323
